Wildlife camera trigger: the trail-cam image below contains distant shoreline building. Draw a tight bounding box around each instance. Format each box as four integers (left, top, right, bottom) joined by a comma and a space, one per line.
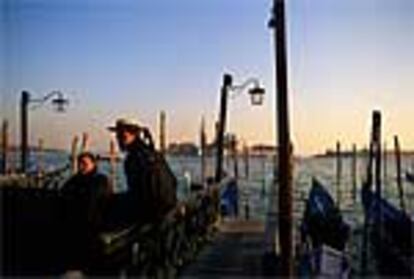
167, 142, 199, 156
314, 147, 414, 158
249, 144, 278, 157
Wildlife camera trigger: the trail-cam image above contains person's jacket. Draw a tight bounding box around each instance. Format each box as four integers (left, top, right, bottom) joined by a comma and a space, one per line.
124, 138, 158, 223
61, 169, 110, 232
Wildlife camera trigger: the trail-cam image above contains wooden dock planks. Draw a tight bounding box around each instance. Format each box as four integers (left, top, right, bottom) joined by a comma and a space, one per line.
179, 219, 267, 278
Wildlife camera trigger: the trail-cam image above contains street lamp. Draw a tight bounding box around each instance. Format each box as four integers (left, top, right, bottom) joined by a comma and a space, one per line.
215, 73, 265, 183
20, 90, 69, 173
229, 77, 266, 106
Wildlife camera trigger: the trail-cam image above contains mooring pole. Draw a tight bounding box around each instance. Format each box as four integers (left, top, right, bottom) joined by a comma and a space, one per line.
21, 91, 30, 173
200, 116, 207, 185
374, 111, 383, 271
373, 111, 382, 200
360, 143, 373, 275
160, 110, 166, 155
215, 74, 232, 183
71, 135, 79, 174
394, 135, 406, 212
1, 119, 9, 174
360, 113, 378, 275
233, 136, 239, 179
383, 141, 387, 189
270, 0, 293, 275
243, 143, 249, 179
336, 141, 342, 208
262, 150, 266, 195
81, 132, 89, 152
351, 144, 357, 203
37, 138, 44, 176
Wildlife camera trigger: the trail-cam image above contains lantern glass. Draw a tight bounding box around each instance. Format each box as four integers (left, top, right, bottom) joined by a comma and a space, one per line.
249, 87, 265, 106
52, 97, 69, 113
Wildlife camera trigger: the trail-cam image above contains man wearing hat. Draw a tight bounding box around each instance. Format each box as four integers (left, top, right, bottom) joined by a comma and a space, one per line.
108, 118, 158, 225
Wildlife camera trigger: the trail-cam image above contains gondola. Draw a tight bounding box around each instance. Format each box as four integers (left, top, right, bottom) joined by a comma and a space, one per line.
219, 178, 239, 217
361, 184, 413, 276
298, 178, 350, 277
405, 170, 414, 184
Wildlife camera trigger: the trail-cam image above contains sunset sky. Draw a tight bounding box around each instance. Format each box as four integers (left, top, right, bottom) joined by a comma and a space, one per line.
1, 0, 413, 155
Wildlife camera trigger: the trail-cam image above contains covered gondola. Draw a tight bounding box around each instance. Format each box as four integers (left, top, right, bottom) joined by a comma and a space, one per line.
299, 178, 350, 277
361, 184, 413, 275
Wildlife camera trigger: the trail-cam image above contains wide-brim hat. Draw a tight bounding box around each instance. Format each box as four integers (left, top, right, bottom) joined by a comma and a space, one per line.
107, 118, 141, 132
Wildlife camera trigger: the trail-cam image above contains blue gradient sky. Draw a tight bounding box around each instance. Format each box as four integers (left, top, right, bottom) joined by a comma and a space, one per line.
1, 0, 413, 155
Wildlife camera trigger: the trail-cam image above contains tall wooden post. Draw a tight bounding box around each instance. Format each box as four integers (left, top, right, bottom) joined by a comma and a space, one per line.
372, 111, 383, 273
361, 112, 379, 275
336, 141, 342, 208
394, 135, 405, 212
71, 135, 79, 174
160, 111, 166, 155
373, 111, 382, 200
270, 0, 293, 275
262, 149, 267, 195
215, 74, 232, 183
360, 146, 372, 275
1, 119, 9, 174
351, 144, 357, 203
37, 138, 44, 176
232, 136, 239, 179
200, 117, 207, 184
243, 143, 249, 179
21, 91, 30, 173
81, 132, 89, 152
383, 141, 387, 188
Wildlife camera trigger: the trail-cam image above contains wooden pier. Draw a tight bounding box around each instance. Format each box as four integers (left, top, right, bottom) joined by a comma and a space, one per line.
180, 219, 270, 278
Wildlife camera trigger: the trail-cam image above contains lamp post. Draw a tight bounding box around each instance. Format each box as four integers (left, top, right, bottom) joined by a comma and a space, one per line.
214, 73, 265, 183
20, 90, 69, 173
269, 0, 293, 276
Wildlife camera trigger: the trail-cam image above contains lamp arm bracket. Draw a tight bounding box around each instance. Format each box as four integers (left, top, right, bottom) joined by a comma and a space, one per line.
28, 91, 63, 109
229, 78, 260, 99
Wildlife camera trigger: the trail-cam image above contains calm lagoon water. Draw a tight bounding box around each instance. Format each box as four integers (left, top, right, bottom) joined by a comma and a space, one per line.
13, 151, 414, 219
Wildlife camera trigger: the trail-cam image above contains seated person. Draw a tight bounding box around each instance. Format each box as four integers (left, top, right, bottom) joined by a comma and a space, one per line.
61, 152, 111, 272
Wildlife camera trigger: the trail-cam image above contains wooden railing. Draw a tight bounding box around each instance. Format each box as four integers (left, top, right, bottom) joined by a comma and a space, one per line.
0, 164, 69, 189
96, 186, 220, 277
